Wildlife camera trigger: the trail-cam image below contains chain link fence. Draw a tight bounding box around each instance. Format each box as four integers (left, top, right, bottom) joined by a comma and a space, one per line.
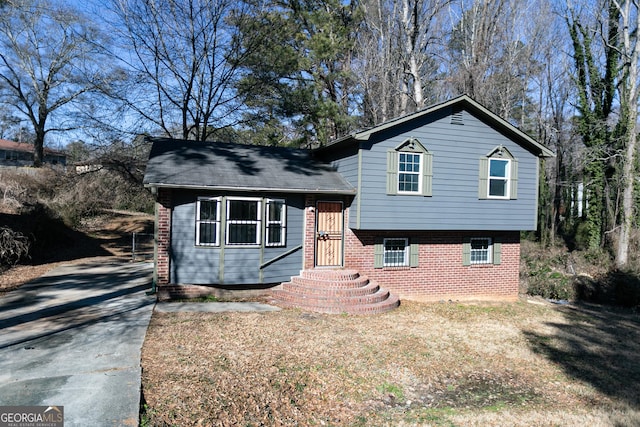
132, 232, 154, 261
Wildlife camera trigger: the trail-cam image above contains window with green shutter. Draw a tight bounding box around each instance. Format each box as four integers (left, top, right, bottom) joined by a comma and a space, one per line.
386, 138, 433, 197
479, 146, 518, 200
374, 237, 419, 268
462, 237, 501, 266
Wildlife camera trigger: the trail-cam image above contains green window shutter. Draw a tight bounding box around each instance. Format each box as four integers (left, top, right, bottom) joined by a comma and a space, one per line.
410, 238, 419, 267
462, 237, 471, 266
493, 240, 502, 265
374, 237, 384, 268
387, 150, 398, 195
478, 157, 488, 199
422, 152, 433, 197
510, 159, 518, 199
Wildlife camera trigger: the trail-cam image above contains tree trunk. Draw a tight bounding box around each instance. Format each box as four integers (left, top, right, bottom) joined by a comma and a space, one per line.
614, 0, 639, 268
33, 108, 47, 168
616, 125, 636, 267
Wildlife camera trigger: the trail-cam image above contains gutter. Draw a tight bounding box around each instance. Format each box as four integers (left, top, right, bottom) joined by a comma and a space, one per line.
144, 183, 357, 195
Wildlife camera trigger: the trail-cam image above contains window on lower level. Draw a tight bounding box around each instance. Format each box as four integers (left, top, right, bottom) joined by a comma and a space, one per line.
374, 237, 419, 268
462, 237, 502, 266
226, 198, 261, 245
470, 237, 492, 264
384, 238, 409, 267
265, 199, 286, 247
196, 197, 220, 246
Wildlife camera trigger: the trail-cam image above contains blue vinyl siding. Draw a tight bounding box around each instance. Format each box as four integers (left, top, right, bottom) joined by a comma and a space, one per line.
329, 147, 360, 228
170, 191, 304, 285
171, 193, 220, 284
223, 249, 261, 283
327, 107, 540, 231
330, 145, 359, 186
261, 195, 305, 282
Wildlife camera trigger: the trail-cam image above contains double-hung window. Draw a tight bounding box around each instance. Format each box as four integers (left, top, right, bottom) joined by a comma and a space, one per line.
374, 237, 419, 268
195, 196, 288, 247
470, 238, 492, 264
383, 238, 409, 267
265, 199, 286, 247
398, 153, 422, 193
488, 158, 510, 198
386, 138, 433, 196
196, 197, 220, 246
479, 146, 518, 200
462, 237, 501, 266
226, 198, 261, 245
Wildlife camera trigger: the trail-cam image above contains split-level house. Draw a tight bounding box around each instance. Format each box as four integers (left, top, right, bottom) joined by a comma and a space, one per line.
143, 95, 554, 313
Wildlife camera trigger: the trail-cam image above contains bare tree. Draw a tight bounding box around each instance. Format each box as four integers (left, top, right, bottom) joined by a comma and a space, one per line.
0, 0, 106, 166
445, 0, 548, 123
534, 17, 578, 245
358, 0, 449, 125
109, 0, 250, 141
612, 0, 640, 268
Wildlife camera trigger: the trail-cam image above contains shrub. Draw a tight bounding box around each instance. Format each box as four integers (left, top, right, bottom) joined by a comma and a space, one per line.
610, 270, 640, 307
525, 263, 575, 300
521, 242, 576, 300
0, 226, 30, 269
0, 168, 59, 211
48, 170, 153, 226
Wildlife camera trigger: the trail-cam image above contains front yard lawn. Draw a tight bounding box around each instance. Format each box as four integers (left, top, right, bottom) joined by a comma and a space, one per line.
141, 299, 640, 426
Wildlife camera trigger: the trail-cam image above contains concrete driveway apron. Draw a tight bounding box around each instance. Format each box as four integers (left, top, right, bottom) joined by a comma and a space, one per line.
0, 260, 155, 426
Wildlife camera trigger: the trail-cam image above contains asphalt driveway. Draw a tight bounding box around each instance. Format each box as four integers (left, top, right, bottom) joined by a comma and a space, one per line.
0, 260, 155, 426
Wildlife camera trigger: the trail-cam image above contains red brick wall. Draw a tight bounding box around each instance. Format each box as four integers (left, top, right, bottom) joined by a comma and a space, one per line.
303, 198, 519, 301
156, 188, 172, 285
303, 194, 317, 269
343, 226, 520, 301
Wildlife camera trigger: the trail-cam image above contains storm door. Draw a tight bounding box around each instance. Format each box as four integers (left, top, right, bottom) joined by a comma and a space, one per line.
315, 201, 344, 267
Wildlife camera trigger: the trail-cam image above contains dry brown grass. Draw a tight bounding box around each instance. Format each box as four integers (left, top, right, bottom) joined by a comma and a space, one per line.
141, 299, 640, 426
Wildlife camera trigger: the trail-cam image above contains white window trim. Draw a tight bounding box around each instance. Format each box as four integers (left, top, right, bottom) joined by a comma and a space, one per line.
383, 237, 409, 267
487, 158, 511, 199
398, 152, 423, 194
195, 197, 221, 246
470, 237, 492, 265
226, 197, 262, 246
265, 199, 286, 247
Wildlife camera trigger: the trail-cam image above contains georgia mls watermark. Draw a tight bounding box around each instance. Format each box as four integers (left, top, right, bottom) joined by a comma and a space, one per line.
0, 406, 63, 427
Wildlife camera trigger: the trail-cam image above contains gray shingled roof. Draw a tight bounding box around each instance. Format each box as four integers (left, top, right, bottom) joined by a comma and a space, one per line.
143, 138, 356, 194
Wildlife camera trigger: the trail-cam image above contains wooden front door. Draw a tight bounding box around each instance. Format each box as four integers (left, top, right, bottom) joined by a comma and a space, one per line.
315, 201, 344, 267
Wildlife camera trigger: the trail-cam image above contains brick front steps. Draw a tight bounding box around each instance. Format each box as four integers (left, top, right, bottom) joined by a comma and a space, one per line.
271, 269, 400, 315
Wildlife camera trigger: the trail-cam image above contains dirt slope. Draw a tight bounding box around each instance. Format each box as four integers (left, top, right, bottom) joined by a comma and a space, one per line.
0, 211, 153, 294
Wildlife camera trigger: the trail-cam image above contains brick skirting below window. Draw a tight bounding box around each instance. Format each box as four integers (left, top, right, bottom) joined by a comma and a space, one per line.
343, 228, 520, 302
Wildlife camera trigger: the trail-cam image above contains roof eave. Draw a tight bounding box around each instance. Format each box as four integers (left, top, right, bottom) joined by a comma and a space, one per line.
319, 95, 556, 158
144, 182, 357, 195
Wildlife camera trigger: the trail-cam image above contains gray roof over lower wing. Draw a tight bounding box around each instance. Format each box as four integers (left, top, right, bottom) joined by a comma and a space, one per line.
143, 138, 356, 194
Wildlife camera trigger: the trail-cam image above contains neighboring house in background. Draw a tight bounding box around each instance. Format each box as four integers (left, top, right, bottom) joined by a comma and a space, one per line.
0, 139, 67, 168
143, 95, 554, 314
